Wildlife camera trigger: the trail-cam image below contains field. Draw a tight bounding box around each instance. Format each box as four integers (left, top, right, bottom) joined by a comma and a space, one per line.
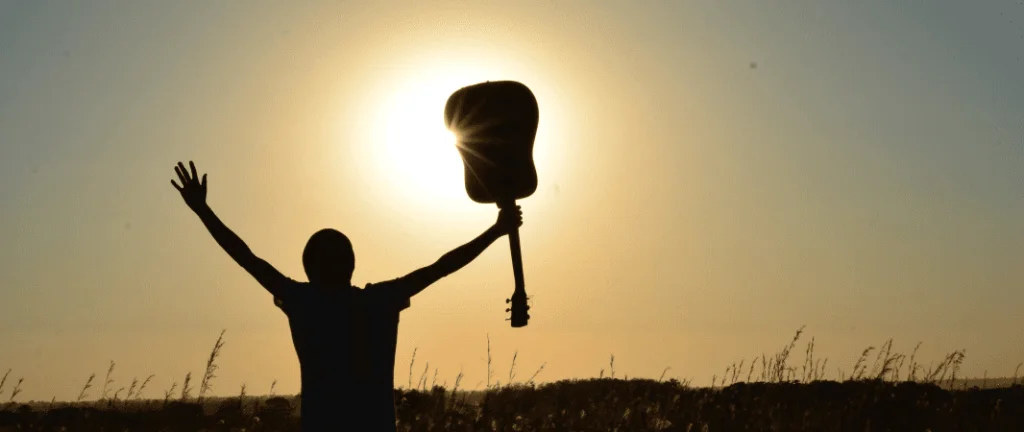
1, 329, 1022, 431
1, 380, 1023, 431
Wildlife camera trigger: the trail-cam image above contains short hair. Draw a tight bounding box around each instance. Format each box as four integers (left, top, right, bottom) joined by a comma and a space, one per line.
302, 229, 355, 284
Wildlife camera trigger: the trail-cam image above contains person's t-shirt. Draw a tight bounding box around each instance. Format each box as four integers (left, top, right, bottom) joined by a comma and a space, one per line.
273, 279, 412, 430
353, 279, 413, 427
273, 282, 362, 427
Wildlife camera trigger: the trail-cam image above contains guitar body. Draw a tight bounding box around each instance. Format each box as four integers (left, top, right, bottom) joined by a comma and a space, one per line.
444, 81, 539, 204
445, 81, 538, 327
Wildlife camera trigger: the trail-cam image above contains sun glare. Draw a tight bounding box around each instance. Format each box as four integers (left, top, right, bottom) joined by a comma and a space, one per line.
347, 50, 562, 220
378, 88, 463, 201
365, 61, 499, 209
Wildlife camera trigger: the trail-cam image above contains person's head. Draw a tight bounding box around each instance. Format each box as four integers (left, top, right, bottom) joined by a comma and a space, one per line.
302, 229, 355, 286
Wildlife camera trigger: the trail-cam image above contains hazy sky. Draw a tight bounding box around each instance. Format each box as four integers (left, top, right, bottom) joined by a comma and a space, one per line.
1, 1, 1022, 401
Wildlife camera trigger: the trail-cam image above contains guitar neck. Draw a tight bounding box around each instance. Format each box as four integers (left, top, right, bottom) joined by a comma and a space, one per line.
507, 226, 526, 294
499, 199, 529, 328
499, 199, 526, 294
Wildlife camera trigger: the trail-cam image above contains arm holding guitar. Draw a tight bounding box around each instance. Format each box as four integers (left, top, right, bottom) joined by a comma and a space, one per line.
397, 206, 523, 298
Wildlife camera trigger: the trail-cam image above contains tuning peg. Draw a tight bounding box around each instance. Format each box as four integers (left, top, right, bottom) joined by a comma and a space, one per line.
505, 308, 511, 313
505, 298, 511, 304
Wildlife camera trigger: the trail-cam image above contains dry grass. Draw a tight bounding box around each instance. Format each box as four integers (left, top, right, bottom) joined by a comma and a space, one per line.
1, 328, 1022, 431
198, 329, 226, 401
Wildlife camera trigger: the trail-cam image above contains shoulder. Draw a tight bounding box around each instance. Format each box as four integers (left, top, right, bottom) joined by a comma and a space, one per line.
364, 278, 415, 296
274, 281, 309, 312
363, 280, 411, 311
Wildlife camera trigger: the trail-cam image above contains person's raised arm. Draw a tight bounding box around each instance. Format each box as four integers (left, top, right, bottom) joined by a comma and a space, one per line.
391, 206, 523, 298
171, 161, 292, 297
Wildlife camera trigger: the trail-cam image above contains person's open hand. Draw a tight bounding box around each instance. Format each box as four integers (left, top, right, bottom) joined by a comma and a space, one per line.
494, 205, 523, 236
171, 161, 208, 211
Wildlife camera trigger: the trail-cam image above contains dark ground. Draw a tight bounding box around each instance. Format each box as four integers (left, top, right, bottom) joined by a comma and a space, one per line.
1, 379, 1022, 431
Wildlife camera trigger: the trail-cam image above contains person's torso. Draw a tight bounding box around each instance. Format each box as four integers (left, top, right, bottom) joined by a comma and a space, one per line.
282, 284, 360, 390
352, 285, 405, 409
278, 281, 408, 430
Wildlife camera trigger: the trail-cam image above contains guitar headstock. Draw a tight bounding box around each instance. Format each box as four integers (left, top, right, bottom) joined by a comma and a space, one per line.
505, 291, 530, 327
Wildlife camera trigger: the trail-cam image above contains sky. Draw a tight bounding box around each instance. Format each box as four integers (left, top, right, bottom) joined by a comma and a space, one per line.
1, 1, 1022, 401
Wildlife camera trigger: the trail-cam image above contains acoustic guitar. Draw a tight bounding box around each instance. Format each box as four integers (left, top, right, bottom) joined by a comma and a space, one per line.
444, 80, 539, 327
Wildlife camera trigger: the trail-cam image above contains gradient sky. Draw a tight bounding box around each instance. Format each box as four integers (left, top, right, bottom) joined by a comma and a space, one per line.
1, 1, 1022, 401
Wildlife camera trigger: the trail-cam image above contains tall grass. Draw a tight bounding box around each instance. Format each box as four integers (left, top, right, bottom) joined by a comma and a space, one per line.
180, 372, 193, 401
3, 327, 1021, 409
0, 369, 10, 400
198, 329, 226, 401
7, 378, 22, 403
100, 361, 115, 401
162, 381, 177, 406
486, 335, 494, 389
406, 347, 417, 389
135, 374, 155, 401
76, 374, 95, 403
527, 362, 547, 386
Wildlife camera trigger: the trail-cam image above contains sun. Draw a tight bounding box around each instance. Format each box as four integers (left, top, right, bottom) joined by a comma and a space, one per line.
363, 60, 503, 209
374, 84, 464, 205
347, 50, 561, 219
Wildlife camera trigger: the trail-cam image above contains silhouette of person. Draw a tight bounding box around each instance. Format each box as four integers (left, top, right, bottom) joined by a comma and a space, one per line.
171, 161, 522, 431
